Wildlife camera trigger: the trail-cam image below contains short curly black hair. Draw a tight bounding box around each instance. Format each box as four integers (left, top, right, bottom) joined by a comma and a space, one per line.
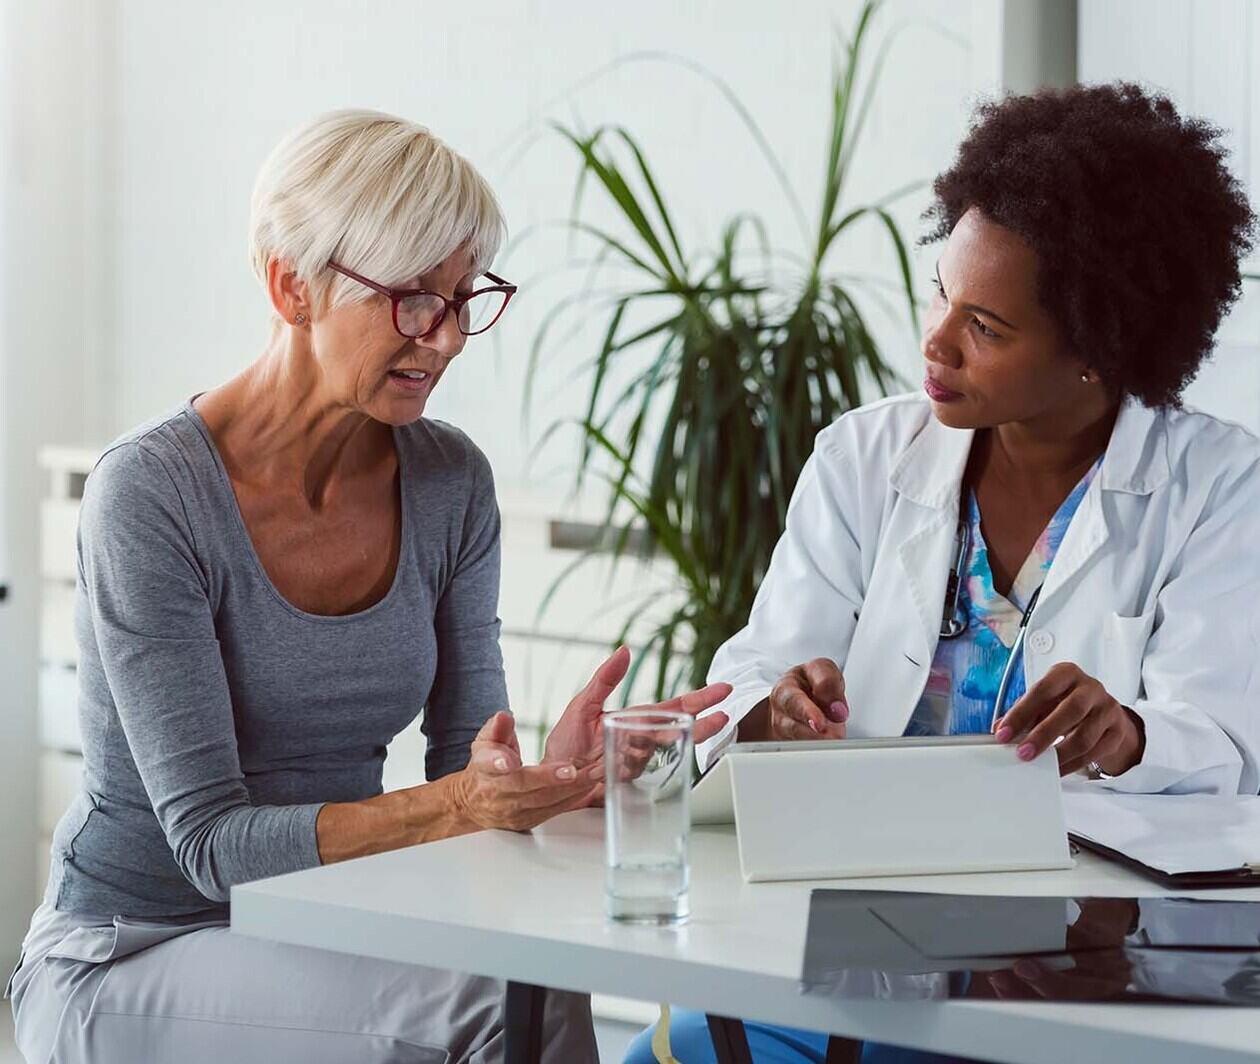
924, 82, 1255, 407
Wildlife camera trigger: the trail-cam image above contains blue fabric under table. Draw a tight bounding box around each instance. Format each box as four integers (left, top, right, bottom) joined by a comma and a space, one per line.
623, 1009, 989, 1064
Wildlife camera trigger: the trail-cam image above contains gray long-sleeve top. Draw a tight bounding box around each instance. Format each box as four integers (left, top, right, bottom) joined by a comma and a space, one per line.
46, 402, 507, 918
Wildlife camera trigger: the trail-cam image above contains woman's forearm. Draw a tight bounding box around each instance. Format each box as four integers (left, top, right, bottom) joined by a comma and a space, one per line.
314, 771, 477, 865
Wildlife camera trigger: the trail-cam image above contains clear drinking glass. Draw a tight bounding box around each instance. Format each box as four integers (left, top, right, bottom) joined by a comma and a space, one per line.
603, 709, 694, 925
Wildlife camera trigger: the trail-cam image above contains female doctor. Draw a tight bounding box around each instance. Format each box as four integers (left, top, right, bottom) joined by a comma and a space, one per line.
628, 82, 1260, 1064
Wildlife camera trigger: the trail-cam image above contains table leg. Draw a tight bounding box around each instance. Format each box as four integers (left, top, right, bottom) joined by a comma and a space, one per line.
825, 1035, 864, 1063
705, 1013, 754, 1064
504, 980, 547, 1064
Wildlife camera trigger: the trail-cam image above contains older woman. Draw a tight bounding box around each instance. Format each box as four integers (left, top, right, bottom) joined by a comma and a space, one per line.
628, 83, 1260, 1063
5, 109, 728, 1064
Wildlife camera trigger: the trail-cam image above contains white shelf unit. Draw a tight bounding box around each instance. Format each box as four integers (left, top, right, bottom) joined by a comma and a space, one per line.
36, 446, 672, 1029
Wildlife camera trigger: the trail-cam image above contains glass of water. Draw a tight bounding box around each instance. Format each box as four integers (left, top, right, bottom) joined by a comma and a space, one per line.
603, 709, 694, 925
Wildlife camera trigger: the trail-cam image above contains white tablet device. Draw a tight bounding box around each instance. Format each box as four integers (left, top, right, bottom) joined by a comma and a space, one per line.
692, 735, 1003, 826
692, 735, 1071, 882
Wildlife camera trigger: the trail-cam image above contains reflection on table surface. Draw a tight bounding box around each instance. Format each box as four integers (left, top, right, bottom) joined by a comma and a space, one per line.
801, 891, 1260, 1005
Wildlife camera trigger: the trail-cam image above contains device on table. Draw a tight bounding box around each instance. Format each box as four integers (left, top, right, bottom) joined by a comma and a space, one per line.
692, 734, 1071, 882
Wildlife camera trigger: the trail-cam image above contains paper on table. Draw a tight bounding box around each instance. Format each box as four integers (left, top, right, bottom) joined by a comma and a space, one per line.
1063, 794, 1260, 876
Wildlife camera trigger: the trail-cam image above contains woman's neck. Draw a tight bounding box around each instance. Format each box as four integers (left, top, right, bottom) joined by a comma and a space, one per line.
195, 329, 393, 509
978, 399, 1120, 499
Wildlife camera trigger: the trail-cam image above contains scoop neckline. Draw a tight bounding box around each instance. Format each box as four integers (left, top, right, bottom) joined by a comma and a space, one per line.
182, 397, 411, 624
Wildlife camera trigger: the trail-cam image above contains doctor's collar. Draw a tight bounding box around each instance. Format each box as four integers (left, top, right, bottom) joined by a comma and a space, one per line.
889, 396, 1168, 508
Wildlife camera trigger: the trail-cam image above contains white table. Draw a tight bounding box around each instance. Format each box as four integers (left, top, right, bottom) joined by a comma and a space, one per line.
231, 810, 1260, 1064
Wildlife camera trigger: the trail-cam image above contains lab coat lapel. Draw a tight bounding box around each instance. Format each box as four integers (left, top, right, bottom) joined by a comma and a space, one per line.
895, 515, 957, 664
1038, 399, 1168, 609
888, 415, 973, 664
1036, 481, 1107, 607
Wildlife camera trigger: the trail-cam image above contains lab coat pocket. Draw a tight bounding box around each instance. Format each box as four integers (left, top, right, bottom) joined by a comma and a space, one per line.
1100, 609, 1156, 707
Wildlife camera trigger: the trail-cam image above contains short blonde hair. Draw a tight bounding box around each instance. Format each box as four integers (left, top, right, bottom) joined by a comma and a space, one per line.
249, 109, 506, 310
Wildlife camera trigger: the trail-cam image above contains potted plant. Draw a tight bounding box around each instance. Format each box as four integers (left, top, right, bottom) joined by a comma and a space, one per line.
534, 0, 920, 699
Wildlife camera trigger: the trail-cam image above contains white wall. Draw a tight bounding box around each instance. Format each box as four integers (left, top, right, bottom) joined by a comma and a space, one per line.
0, 0, 109, 970
1080, 0, 1260, 431
96, 0, 1004, 490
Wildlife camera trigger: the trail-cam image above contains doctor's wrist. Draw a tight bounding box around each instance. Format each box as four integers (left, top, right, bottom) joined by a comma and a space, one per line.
1096, 707, 1146, 777
736, 698, 772, 742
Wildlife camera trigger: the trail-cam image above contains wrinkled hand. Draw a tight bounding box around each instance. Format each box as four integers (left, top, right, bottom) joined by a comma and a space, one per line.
766, 658, 849, 741
993, 663, 1144, 777
450, 712, 601, 832
542, 646, 731, 775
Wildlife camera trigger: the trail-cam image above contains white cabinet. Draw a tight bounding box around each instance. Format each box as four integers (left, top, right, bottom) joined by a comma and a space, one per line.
35, 447, 97, 889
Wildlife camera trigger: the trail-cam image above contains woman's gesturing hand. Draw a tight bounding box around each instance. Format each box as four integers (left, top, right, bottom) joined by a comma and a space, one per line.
765, 658, 849, 741
993, 662, 1145, 777
542, 645, 731, 772
450, 711, 602, 832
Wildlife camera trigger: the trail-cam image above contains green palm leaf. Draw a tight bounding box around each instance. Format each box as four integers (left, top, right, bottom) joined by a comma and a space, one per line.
530, 0, 919, 699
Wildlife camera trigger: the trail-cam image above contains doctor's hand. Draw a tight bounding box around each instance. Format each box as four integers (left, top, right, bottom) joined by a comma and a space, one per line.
754, 658, 850, 741
542, 646, 731, 785
993, 662, 1145, 777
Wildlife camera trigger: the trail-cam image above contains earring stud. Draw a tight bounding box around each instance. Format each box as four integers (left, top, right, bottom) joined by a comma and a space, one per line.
1080, 373, 1090, 383
295, 313, 307, 325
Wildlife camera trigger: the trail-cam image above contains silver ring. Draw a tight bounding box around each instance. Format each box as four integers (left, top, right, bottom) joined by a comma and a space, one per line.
1087, 760, 1102, 777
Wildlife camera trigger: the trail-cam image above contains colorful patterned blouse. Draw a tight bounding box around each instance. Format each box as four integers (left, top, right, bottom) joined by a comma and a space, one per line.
905, 459, 1102, 737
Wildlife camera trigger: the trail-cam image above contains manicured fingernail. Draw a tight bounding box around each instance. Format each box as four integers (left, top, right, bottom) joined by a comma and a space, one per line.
808, 719, 820, 734
557, 765, 576, 780
995, 726, 1012, 743
494, 757, 509, 772
830, 701, 849, 723
1017, 743, 1036, 761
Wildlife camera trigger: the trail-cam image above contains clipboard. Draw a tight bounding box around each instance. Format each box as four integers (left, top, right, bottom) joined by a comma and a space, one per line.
1069, 833, 1260, 889
1063, 792, 1260, 890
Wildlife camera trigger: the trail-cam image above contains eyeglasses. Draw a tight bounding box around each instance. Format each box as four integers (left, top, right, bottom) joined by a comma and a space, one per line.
327, 261, 517, 340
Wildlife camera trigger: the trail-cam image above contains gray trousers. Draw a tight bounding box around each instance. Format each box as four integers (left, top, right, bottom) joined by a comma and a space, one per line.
9, 906, 596, 1064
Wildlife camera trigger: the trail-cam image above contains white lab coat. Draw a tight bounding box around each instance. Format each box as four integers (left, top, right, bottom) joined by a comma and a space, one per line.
699, 393, 1260, 795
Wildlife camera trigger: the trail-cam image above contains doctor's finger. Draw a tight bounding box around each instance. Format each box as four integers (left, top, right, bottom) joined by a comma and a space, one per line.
800, 659, 847, 717
1058, 721, 1125, 777
775, 693, 845, 739
995, 664, 1081, 739
1051, 710, 1111, 770
1019, 689, 1094, 759
772, 684, 828, 730
773, 714, 824, 741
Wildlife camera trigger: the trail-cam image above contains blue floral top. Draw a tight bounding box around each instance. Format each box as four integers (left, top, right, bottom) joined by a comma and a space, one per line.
905, 459, 1102, 737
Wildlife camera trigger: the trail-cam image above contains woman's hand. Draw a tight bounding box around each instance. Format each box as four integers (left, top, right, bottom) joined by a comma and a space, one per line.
448, 711, 602, 832
758, 658, 849, 741
993, 662, 1145, 776
541, 645, 732, 772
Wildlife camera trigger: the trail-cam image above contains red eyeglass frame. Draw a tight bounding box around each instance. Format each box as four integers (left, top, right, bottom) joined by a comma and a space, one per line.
327, 260, 518, 339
